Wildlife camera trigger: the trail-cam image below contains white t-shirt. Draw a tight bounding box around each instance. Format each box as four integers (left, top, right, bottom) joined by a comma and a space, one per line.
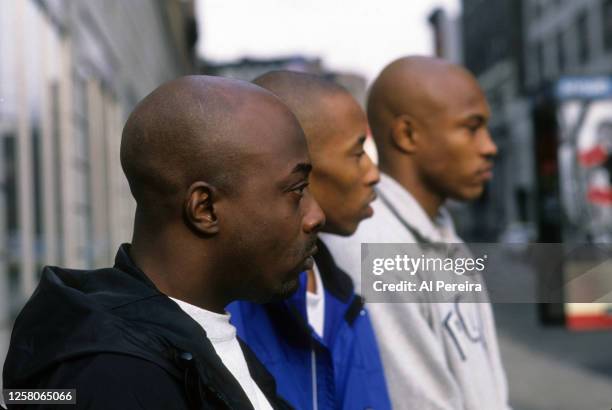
306, 263, 325, 337
170, 297, 273, 410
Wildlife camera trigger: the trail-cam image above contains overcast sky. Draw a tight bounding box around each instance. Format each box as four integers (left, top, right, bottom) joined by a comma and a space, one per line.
196, 0, 460, 83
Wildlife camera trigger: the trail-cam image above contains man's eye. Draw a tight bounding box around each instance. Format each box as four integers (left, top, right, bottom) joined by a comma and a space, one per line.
466, 124, 480, 134
293, 183, 309, 196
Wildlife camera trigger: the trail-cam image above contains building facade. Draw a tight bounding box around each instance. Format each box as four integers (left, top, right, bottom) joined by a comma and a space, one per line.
201, 56, 368, 107
0, 0, 197, 399
202, 56, 323, 82
457, 0, 612, 241
524, 0, 612, 90
455, 0, 533, 241
428, 7, 463, 64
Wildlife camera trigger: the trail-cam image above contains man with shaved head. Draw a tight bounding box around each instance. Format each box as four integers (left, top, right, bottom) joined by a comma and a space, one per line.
227, 71, 390, 410
4, 75, 324, 409
323, 57, 510, 409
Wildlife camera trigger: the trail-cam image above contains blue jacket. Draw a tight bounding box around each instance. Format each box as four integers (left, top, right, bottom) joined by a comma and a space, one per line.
228, 240, 391, 410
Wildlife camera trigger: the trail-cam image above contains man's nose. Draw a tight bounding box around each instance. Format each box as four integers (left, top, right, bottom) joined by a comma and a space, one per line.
363, 154, 380, 187
303, 190, 325, 234
481, 128, 498, 158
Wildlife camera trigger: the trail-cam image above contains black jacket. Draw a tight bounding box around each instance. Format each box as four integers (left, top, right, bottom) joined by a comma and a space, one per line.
3, 245, 292, 409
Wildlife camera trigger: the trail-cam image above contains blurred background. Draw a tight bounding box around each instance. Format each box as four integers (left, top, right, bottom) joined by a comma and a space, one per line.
2, 0, 612, 409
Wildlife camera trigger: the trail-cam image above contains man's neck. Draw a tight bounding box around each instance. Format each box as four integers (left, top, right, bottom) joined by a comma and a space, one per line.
130, 233, 228, 314
306, 269, 317, 293
380, 163, 444, 220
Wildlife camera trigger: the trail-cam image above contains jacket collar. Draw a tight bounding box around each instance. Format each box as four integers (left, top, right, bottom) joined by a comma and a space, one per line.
267, 238, 363, 347
313, 239, 354, 303
113, 243, 160, 290
377, 173, 460, 243
111, 244, 260, 408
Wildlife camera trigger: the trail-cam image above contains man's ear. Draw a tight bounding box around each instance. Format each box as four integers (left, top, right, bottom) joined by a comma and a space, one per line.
183, 181, 219, 235
390, 114, 418, 154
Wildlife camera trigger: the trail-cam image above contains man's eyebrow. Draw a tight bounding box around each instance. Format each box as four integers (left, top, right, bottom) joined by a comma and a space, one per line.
463, 113, 488, 124
291, 162, 312, 175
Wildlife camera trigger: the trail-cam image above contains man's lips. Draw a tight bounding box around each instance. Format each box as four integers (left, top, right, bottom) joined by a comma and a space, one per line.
364, 190, 378, 209
477, 164, 494, 180
368, 191, 378, 204
306, 244, 318, 258
362, 191, 377, 217
301, 244, 319, 270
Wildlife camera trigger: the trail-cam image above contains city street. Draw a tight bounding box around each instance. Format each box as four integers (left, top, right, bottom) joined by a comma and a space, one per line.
496, 303, 612, 410
483, 249, 612, 409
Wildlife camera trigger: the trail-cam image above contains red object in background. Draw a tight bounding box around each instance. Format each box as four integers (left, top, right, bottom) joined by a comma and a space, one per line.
587, 187, 612, 205
567, 313, 612, 330
579, 145, 608, 167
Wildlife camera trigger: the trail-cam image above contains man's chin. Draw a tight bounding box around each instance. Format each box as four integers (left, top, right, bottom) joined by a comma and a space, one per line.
255, 277, 300, 304
247, 276, 300, 303
322, 221, 358, 237
450, 184, 485, 202
463, 187, 485, 201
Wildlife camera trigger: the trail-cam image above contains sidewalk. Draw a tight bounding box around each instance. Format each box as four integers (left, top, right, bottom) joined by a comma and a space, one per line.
495, 303, 612, 410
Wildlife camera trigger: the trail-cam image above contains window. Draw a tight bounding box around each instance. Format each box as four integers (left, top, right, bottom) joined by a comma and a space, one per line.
73, 74, 94, 267
51, 82, 64, 264
31, 127, 44, 274
3, 133, 17, 237
533, 0, 542, 20
603, 0, 612, 51
557, 31, 566, 73
2, 132, 20, 308
577, 11, 590, 64
537, 41, 546, 83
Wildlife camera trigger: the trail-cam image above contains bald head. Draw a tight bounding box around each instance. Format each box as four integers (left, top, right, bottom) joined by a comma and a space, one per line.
121, 75, 296, 219
254, 70, 380, 236
253, 71, 351, 153
366, 56, 497, 215
368, 56, 484, 164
